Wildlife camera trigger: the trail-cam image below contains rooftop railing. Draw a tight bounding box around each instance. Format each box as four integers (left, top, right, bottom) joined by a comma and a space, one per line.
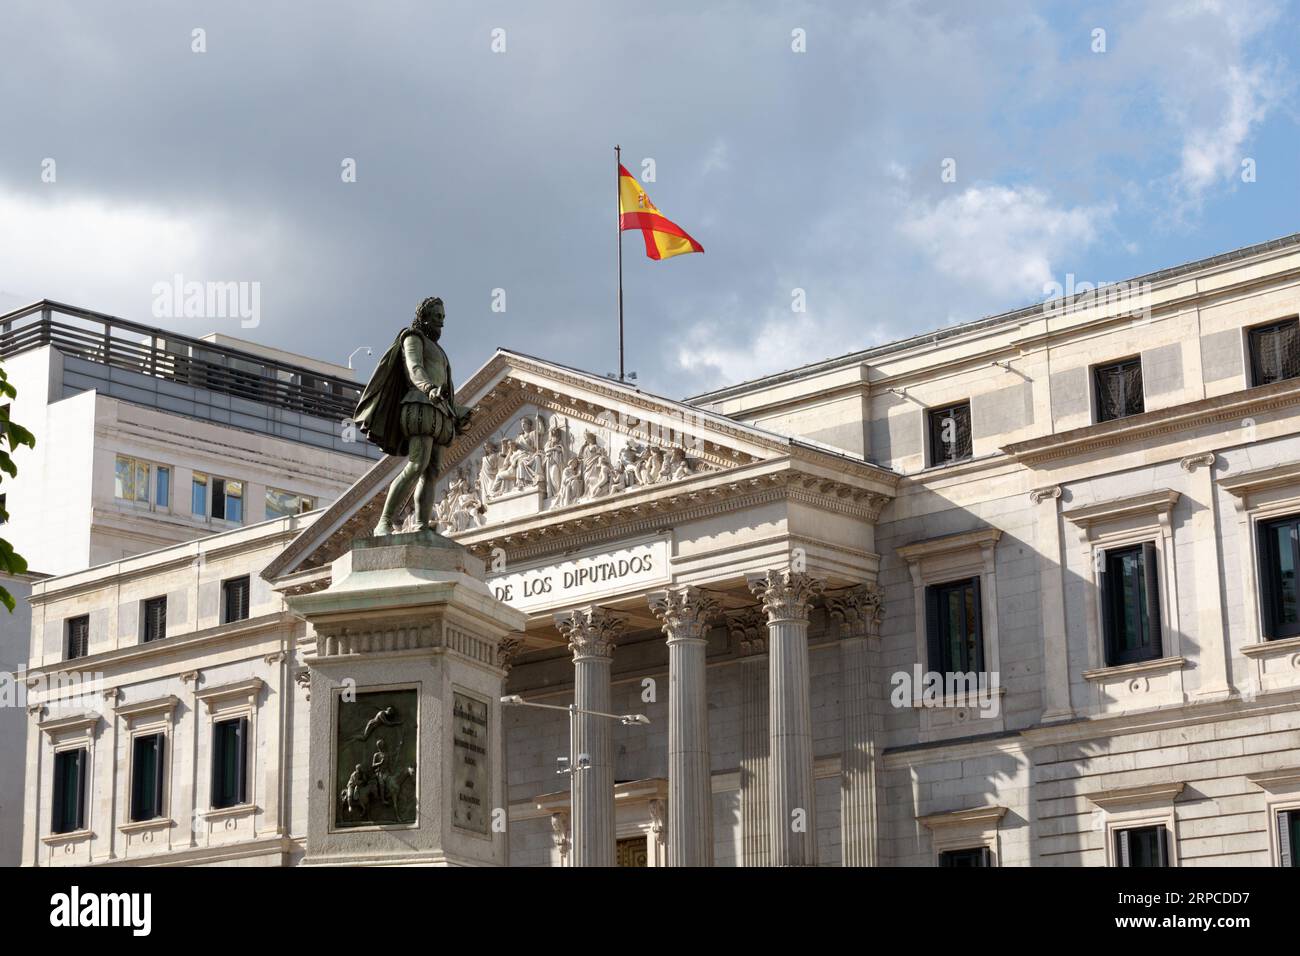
0, 300, 361, 421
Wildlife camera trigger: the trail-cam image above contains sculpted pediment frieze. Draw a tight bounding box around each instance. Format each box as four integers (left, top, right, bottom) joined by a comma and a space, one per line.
433, 404, 725, 536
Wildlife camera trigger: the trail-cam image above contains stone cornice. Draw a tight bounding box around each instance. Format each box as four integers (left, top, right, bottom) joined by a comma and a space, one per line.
38, 712, 101, 736
195, 676, 265, 708
1219, 460, 1300, 499
453, 464, 889, 566
1062, 488, 1179, 529
1247, 768, 1300, 793
23, 612, 294, 685
895, 527, 1003, 564
917, 805, 1008, 830
1086, 781, 1185, 811
1002, 377, 1300, 466
115, 694, 181, 720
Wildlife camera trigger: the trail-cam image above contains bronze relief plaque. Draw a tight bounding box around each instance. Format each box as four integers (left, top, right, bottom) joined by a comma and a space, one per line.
336, 689, 418, 828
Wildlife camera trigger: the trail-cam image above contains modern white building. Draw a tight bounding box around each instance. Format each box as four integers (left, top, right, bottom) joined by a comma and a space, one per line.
0, 300, 379, 865
16, 234, 1300, 867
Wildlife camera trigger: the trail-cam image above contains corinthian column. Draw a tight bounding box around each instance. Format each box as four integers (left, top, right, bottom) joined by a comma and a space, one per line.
747, 569, 823, 867
827, 584, 883, 867
649, 586, 719, 867
729, 607, 770, 866
553, 605, 625, 867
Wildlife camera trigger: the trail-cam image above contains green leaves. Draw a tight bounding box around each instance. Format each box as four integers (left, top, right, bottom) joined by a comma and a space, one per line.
0, 361, 34, 614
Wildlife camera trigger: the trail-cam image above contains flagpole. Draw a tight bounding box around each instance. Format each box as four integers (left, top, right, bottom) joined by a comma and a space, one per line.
615, 144, 625, 382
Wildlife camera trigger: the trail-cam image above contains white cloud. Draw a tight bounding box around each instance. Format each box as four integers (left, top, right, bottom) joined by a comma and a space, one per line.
0, 188, 293, 328
1138, 0, 1288, 205
898, 186, 1115, 300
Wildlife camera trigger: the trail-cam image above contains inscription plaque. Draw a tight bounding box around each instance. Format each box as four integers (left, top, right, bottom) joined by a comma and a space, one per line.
452, 691, 491, 833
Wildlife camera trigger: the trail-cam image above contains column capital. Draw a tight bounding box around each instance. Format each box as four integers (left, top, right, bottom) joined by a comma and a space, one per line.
648, 586, 719, 643
554, 605, 625, 660
746, 569, 823, 624
550, 811, 571, 860
1028, 485, 1061, 504
496, 635, 524, 673
826, 583, 884, 639
1180, 452, 1217, 473
726, 606, 768, 656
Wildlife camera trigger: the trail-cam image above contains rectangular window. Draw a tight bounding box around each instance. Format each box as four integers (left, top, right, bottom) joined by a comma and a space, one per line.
142, 596, 167, 643
114, 455, 151, 504
130, 733, 166, 822
939, 847, 991, 867
927, 402, 972, 466
193, 473, 243, 523
1258, 514, 1300, 640
65, 615, 90, 661
1248, 318, 1300, 387
925, 577, 984, 674
1280, 810, 1299, 867
265, 488, 316, 520
156, 466, 171, 509
1101, 543, 1163, 666
192, 473, 208, 516
51, 748, 87, 834
211, 716, 248, 809
222, 575, 250, 624
1115, 825, 1169, 867
1093, 357, 1144, 422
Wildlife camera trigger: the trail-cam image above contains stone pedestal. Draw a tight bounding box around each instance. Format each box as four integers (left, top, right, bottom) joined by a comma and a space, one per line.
287, 531, 527, 866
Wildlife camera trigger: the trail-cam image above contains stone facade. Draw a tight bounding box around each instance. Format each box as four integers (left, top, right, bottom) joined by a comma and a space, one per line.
16, 234, 1300, 866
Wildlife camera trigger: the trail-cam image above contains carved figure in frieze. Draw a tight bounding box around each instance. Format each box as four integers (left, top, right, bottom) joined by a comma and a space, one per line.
478, 441, 509, 500
617, 441, 644, 489
584, 454, 616, 500
552, 457, 585, 509
663, 447, 691, 482
637, 445, 665, 485
505, 416, 544, 488
543, 419, 567, 497
579, 430, 605, 483
448, 487, 485, 532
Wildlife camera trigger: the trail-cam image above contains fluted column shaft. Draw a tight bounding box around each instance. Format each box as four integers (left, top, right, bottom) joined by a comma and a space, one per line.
731, 609, 771, 866
650, 586, 719, 867
748, 569, 823, 867
828, 585, 884, 867
554, 606, 624, 867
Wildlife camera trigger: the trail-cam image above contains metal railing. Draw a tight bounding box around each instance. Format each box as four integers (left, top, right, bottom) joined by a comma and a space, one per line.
0, 300, 361, 421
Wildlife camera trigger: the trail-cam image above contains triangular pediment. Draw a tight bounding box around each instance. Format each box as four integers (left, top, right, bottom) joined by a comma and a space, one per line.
264, 350, 896, 585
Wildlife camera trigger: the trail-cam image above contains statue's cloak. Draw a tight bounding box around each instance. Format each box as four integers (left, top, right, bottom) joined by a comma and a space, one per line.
353, 328, 432, 457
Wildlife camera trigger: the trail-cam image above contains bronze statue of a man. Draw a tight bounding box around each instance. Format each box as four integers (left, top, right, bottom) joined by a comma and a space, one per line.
353, 296, 473, 535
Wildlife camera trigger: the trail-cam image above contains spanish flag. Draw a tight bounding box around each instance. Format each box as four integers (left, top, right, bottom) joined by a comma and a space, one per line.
618, 164, 704, 261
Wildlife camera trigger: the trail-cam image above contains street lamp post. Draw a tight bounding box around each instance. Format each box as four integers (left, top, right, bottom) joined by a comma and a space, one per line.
501, 694, 650, 864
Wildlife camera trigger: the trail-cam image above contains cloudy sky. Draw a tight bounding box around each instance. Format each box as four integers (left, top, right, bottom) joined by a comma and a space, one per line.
1, 1, 1295, 398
